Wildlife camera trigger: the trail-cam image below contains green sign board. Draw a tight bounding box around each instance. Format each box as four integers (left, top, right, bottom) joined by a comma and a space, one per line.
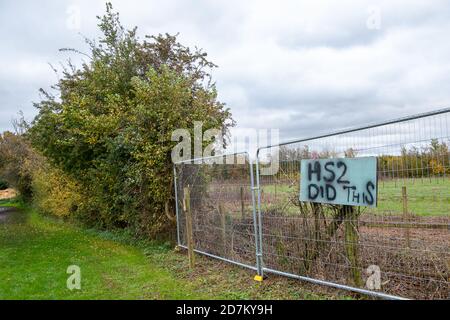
299, 157, 378, 207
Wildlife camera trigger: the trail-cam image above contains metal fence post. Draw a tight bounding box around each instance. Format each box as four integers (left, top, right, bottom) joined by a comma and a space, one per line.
184, 186, 195, 268
173, 166, 181, 246
253, 156, 264, 279
249, 158, 263, 279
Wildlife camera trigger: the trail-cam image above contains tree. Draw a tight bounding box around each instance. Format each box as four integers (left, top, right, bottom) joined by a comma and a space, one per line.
0, 179, 8, 190
0, 132, 39, 198
29, 3, 233, 237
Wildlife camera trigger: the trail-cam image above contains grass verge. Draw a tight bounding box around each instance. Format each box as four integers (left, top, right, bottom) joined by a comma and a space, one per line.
0, 202, 351, 300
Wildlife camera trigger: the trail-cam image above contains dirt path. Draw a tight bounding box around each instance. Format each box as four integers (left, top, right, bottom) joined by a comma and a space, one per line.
0, 189, 21, 223
0, 206, 21, 223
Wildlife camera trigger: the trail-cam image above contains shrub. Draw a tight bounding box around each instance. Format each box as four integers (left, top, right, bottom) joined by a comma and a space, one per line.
0, 132, 40, 198
31, 164, 82, 218
0, 179, 8, 190
28, 3, 233, 238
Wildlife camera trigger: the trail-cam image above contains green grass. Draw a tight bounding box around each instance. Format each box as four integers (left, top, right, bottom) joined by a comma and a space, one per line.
0, 207, 198, 299
0, 197, 23, 208
261, 178, 450, 216
0, 203, 347, 300
376, 178, 450, 216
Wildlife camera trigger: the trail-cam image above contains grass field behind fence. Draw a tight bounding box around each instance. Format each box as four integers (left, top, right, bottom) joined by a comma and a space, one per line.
260, 178, 450, 216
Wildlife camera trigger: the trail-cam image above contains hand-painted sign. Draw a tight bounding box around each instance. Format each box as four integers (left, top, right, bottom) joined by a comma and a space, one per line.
299, 157, 378, 207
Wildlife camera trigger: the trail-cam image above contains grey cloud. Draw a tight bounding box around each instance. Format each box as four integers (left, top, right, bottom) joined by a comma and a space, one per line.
1, 0, 449, 144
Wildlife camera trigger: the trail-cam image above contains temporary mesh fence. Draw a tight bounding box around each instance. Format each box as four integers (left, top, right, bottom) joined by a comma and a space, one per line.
174, 152, 259, 271
174, 108, 450, 299
256, 108, 450, 299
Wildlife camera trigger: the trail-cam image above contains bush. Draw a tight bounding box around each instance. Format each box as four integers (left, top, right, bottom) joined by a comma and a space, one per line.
28, 4, 233, 238
31, 164, 82, 218
0, 132, 39, 198
0, 179, 8, 190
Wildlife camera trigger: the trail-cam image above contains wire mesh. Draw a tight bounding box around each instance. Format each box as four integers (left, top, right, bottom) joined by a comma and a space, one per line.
256, 108, 450, 299
174, 153, 258, 270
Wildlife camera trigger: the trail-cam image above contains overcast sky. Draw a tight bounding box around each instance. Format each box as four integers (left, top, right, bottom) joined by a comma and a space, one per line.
1, 0, 450, 150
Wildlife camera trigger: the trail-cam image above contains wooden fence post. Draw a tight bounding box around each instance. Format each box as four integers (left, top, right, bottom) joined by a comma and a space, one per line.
402, 186, 411, 248
344, 205, 362, 287
218, 203, 227, 255
184, 186, 195, 268
240, 186, 245, 220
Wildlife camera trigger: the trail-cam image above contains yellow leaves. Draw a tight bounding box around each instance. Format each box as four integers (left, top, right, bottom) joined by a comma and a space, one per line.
429, 159, 445, 175
31, 165, 82, 218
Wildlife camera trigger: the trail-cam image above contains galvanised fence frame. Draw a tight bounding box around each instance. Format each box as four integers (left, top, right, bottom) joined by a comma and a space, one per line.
174, 152, 261, 273
174, 108, 450, 300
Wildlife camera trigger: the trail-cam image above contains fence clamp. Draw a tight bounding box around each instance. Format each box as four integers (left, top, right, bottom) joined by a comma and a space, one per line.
251, 186, 260, 191
254, 275, 264, 282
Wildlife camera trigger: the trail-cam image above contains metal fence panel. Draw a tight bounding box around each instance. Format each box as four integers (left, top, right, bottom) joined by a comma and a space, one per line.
174, 152, 260, 271
256, 108, 450, 299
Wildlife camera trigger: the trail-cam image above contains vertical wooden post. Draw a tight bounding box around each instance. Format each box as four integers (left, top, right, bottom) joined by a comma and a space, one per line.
275, 183, 277, 201
219, 203, 227, 255
184, 187, 195, 268
240, 186, 245, 220
344, 205, 362, 287
402, 186, 411, 248
230, 219, 235, 259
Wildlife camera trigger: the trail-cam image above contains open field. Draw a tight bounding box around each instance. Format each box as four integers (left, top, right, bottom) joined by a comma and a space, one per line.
376, 178, 450, 216
0, 200, 350, 300
260, 177, 450, 216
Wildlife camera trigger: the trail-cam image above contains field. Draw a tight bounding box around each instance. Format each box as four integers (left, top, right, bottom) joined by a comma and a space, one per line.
260, 177, 450, 217
0, 199, 350, 300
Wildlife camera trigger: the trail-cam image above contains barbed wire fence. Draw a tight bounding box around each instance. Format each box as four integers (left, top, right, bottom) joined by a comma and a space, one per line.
174, 108, 450, 300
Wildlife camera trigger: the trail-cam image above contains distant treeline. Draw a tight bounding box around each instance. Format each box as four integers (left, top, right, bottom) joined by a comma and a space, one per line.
275, 139, 450, 180
203, 139, 450, 181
